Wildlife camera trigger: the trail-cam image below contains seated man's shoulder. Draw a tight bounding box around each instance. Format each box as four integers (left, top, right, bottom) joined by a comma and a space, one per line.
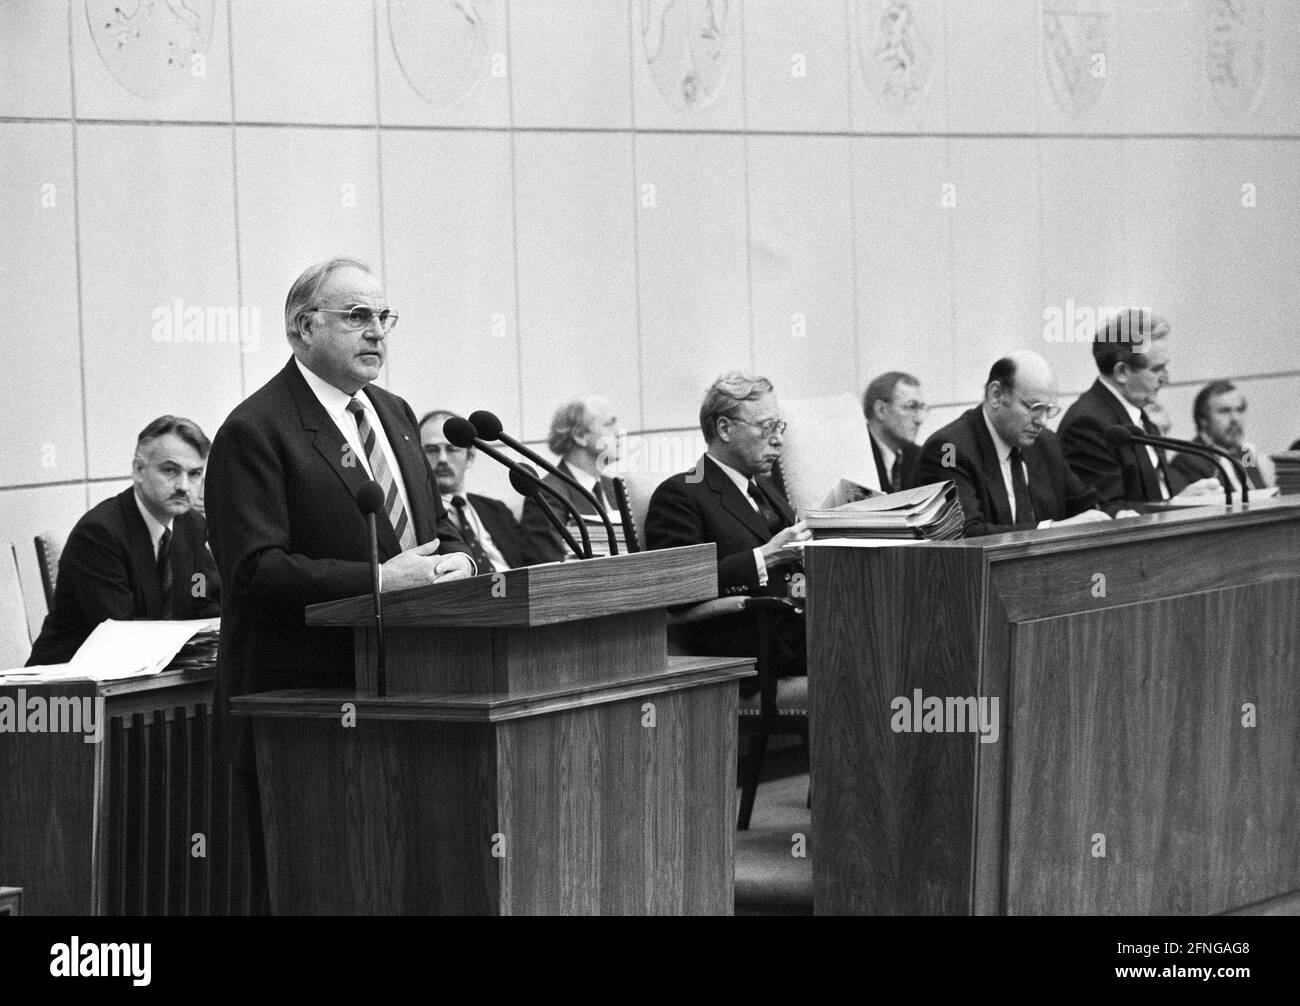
468, 492, 516, 519
649, 466, 707, 501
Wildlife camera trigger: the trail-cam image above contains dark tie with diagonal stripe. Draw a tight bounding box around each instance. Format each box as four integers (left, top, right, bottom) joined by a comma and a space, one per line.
346, 397, 417, 551
156, 527, 174, 617
1009, 448, 1036, 524
1139, 409, 1171, 496
748, 481, 786, 537
451, 495, 493, 573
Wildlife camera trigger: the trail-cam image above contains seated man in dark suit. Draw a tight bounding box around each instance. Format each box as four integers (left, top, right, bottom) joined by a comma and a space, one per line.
520, 394, 621, 564
1169, 380, 1276, 494
644, 371, 810, 693
917, 351, 1120, 537
419, 410, 526, 570
863, 370, 925, 492
28, 415, 221, 665
1058, 309, 1218, 508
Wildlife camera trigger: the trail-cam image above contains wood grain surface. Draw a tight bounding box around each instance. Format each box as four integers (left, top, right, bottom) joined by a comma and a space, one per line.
307, 543, 717, 629
808, 503, 1300, 915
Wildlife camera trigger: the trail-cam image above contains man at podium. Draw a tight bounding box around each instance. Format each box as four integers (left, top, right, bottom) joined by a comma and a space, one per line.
205, 258, 474, 909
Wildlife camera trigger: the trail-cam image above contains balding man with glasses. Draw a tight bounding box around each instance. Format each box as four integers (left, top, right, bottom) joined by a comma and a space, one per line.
205, 257, 473, 910
916, 351, 1116, 537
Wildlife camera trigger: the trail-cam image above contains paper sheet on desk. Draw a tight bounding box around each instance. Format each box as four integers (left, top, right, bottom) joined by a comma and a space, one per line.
805, 538, 924, 547
0, 663, 89, 684
63, 618, 221, 681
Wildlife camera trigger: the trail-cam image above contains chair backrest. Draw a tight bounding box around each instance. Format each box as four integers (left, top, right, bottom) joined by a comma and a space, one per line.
0, 542, 32, 670
617, 474, 660, 551
778, 393, 881, 513
610, 476, 641, 552
34, 531, 63, 608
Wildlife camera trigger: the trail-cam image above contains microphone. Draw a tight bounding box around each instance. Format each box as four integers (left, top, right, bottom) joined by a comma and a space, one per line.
1104, 425, 1247, 504
469, 409, 619, 556
354, 480, 388, 697
507, 463, 587, 561
443, 416, 593, 559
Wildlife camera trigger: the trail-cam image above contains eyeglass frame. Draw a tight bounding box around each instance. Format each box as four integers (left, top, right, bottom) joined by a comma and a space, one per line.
1011, 392, 1061, 420
310, 304, 400, 333
725, 416, 788, 439
888, 398, 930, 416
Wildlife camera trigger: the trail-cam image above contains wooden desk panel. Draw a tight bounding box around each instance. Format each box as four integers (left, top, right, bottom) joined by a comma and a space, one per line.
1007, 580, 1300, 915
809, 501, 1300, 915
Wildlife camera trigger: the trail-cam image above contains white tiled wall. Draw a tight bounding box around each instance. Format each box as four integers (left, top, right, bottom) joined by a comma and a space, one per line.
2, 0, 1298, 622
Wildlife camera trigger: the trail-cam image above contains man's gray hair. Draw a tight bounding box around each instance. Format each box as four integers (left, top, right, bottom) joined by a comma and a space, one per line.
283, 257, 373, 344
547, 396, 599, 457
699, 371, 775, 442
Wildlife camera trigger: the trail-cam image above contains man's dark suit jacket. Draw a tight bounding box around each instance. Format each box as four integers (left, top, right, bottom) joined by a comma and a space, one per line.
205, 358, 469, 769
1058, 379, 1179, 507
871, 433, 921, 493
27, 488, 221, 665
643, 454, 803, 690
519, 460, 616, 565
1168, 438, 1267, 493
916, 407, 1099, 537
466, 492, 526, 569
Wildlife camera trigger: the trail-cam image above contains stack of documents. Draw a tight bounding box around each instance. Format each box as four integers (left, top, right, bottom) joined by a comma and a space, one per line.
1271, 451, 1300, 496
566, 514, 629, 558
804, 481, 964, 541
0, 618, 219, 683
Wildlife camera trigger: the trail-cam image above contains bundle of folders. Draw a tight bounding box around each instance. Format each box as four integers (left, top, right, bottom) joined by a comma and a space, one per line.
804, 481, 964, 541
1270, 451, 1300, 496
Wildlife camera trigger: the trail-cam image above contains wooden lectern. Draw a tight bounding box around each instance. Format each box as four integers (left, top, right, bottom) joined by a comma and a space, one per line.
807, 501, 1300, 915
231, 543, 753, 915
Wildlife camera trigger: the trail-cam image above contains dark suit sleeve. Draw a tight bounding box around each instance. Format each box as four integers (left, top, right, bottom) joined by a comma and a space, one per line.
185, 518, 222, 618
916, 434, 1025, 538
1061, 459, 1101, 520
1167, 451, 1215, 497
206, 414, 373, 612
644, 479, 760, 596
1059, 410, 1129, 509
476, 496, 525, 569
520, 494, 565, 566
60, 518, 141, 627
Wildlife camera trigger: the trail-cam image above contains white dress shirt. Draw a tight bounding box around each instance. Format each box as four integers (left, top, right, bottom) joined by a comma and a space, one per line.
295, 358, 414, 521
1098, 377, 1170, 499
871, 432, 898, 488
133, 489, 173, 559
980, 408, 1054, 528
442, 493, 511, 570
707, 454, 770, 586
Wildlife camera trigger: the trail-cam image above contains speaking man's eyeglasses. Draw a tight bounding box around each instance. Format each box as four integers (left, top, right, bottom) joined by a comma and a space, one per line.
312, 305, 400, 333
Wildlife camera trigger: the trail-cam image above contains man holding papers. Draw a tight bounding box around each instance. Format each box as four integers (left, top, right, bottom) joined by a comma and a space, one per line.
916, 351, 1113, 537
27, 416, 221, 665
644, 371, 810, 693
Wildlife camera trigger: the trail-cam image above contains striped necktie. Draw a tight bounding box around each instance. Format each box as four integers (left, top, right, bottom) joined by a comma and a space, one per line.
156, 527, 174, 618
346, 397, 417, 550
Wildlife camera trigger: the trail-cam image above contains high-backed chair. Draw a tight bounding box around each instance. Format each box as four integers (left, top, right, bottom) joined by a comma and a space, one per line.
777, 393, 882, 512
34, 531, 63, 609
0, 542, 33, 670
